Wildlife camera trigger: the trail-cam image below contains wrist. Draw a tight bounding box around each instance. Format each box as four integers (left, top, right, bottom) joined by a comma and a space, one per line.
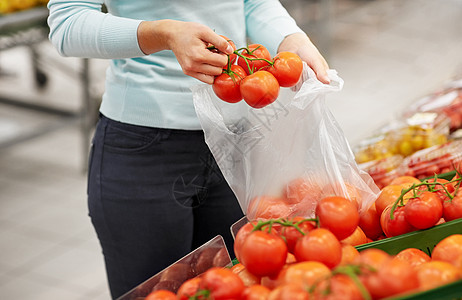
277, 32, 309, 53
137, 19, 173, 55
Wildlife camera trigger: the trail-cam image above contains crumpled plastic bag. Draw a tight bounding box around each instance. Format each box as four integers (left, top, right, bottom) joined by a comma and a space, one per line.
191, 65, 380, 220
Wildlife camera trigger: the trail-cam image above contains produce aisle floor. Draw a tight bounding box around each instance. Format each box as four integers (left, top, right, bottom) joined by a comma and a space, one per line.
0, 0, 461, 299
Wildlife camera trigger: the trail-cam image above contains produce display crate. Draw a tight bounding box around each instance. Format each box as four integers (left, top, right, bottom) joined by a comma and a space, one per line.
356, 219, 462, 256
356, 219, 462, 300
116, 235, 231, 300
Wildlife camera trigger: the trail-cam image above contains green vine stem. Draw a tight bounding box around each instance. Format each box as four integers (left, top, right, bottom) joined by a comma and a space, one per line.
389, 173, 462, 220
307, 264, 372, 300
251, 217, 319, 236
332, 265, 372, 300
207, 44, 274, 75
189, 289, 210, 300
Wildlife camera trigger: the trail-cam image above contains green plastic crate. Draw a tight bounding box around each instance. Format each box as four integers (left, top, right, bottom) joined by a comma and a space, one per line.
356, 219, 462, 300
356, 219, 462, 256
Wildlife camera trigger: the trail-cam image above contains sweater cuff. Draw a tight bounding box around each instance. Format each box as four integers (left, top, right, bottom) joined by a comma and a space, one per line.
100, 15, 145, 58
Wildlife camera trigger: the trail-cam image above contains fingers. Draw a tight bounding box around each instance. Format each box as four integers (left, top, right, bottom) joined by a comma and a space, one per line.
311, 56, 330, 84
278, 32, 331, 84
200, 30, 234, 55
190, 72, 216, 84
168, 22, 234, 83
182, 60, 224, 84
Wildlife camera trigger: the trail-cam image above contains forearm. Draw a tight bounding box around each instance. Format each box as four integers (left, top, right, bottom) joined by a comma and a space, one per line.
244, 0, 303, 56
47, 0, 144, 59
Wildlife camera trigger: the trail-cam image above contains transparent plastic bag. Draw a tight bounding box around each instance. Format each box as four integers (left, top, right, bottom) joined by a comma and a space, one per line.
191, 66, 380, 220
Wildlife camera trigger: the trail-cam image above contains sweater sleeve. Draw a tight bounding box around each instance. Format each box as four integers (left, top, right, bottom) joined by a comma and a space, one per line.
244, 0, 304, 56
47, 0, 145, 58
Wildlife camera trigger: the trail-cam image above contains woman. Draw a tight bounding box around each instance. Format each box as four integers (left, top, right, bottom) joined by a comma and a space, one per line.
47, 0, 330, 298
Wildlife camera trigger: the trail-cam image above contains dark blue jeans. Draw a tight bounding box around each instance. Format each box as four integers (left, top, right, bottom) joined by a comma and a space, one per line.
87, 115, 244, 299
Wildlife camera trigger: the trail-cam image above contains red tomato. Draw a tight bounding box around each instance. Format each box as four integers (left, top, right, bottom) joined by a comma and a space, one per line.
316, 196, 360, 240
294, 228, 342, 269
359, 203, 383, 240
230, 263, 261, 287
246, 195, 292, 221
234, 222, 257, 262
393, 248, 431, 269
443, 193, 462, 221
241, 284, 271, 300
266, 51, 303, 87
312, 274, 365, 300
339, 244, 360, 266
375, 184, 412, 216
280, 216, 316, 253
199, 267, 245, 300
284, 177, 324, 217
176, 277, 202, 300
432, 234, 462, 267
365, 259, 419, 299
219, 35, 237, 67
340, 226, 368, 246
355, 249, 416, 299
240, 70, 280, 109
240, 230, 288, 277
145, 290, 176, 300
354, 248, 391, 271
284, 177, 323, 205
419, 178, 455, 203
267, 283, 310, 300
238, 44, 272, 74
276, 261, 331, 289
321, 182, 362, 210
404, 191, 443, 229
380, 205, 416, 238
390, 175, 421, 186
212, 65, 246, 103
416, 261, 460, 291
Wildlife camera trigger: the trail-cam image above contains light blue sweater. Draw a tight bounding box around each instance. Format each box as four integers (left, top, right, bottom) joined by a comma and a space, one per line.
48, 0, 302, 129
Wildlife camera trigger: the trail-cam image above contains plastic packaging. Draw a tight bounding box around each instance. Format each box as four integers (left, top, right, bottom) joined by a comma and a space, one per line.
403, 77, 462, 133
359, 155, 404, 189
400, 140, 462, 179
354, 112, 450, 164
192, 66, 380, 219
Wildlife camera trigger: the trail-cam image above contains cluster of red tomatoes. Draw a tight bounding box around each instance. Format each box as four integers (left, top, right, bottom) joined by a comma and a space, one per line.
144, 217, 462, 300
211, 37, 303, 109
367, 173, 462, 239
142, 172, 462, 299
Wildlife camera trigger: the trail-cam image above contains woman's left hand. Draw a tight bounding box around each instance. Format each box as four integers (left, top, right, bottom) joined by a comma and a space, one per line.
278, 32, 330, 84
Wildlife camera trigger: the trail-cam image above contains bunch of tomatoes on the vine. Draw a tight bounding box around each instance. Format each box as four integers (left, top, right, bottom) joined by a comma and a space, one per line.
144, 209, 462, 300
211, 36, 304, 109
367, 172, 462, 239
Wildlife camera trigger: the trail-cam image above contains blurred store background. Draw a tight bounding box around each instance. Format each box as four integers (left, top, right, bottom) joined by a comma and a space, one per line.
0, 0, 461, 299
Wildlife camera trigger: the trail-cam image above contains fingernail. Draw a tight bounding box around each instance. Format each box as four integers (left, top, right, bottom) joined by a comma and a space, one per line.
225, 44, 234, 55
323, 75, 331, 84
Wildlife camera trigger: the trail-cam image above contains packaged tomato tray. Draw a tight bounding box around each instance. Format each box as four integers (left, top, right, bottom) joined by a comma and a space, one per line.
358, 155, 404, 189
354, 112, 450, 164
400, 139, 462, 180
403, 77, 462, 133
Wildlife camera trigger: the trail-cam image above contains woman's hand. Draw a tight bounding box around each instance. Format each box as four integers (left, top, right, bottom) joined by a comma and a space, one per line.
137, 20, 234, 84
278, 32, 330, 84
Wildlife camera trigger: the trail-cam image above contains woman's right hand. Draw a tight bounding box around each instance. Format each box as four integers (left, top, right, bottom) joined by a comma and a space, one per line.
137, 20, 234, 84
